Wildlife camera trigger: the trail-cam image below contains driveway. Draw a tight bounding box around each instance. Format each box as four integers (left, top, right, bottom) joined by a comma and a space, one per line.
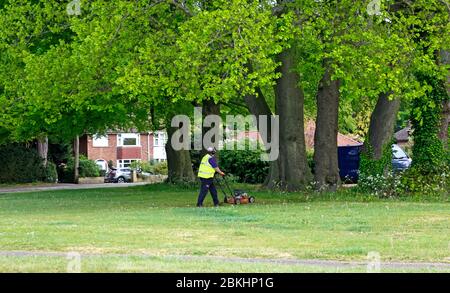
0, 182, 150, 194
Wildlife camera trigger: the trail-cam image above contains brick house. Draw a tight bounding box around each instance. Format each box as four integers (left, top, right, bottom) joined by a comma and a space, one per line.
80, 131, 167, 171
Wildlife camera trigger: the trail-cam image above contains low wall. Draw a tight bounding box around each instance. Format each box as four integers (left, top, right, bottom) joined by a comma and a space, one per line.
135, 175, 167, 183
78, 177, 104, 184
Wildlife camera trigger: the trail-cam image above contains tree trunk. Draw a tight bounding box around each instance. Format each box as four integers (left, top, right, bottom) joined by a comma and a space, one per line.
313, 65, 340, 191
166, 124, 196, 183
439, 100, 450, 149
37, 136, 48, 167
201, 99, 221, 157
265, 48, 312, 191
244, 88, 279, 187
365, 92, 401, 159
439, 50, 450, 149
74, 135, 79, 184
244, 87, 272, 144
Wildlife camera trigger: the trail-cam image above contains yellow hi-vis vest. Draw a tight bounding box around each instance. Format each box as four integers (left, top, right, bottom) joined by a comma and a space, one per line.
198, 154, 215, 178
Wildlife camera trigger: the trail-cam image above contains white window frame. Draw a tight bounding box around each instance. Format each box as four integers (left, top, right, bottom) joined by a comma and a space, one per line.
153, 131, 167, 147
117, 159, 141, 169
92, 134, 109, 147
117, 133, 141, 147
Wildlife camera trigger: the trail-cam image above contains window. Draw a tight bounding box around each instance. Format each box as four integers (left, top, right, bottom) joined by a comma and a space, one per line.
117, 159, 140, 168
117, 133, 140, 146
93, 134, 108, 147
154, 132, 167, 147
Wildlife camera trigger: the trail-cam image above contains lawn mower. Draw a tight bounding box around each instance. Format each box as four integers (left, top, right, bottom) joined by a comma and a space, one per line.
215, 175, 255, 205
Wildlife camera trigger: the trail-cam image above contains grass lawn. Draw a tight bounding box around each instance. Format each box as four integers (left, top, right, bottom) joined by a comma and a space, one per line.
0, 184, 449, 272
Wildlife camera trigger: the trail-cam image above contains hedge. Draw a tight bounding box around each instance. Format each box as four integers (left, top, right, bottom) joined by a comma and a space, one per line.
0, 144, 57, 183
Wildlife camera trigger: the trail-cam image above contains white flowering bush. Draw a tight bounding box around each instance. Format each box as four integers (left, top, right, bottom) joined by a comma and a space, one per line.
357, 171, 405, 198
358, 167, 449, 198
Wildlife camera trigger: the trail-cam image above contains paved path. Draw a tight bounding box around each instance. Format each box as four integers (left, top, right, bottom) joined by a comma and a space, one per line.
0, 182, 149, 194
0, 251, 449, 270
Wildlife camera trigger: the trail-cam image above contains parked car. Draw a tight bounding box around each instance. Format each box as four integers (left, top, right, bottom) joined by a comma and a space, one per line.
391, 144, 412, 172
104, 168, 132, 183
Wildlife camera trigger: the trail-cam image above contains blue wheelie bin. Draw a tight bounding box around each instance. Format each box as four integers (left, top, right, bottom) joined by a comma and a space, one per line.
338, 145, 362, 183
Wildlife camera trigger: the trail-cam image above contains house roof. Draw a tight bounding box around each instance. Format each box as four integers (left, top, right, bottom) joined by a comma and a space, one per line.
305, 120, 362, 148
394, 126, 411, 142
228, 120, 362, 148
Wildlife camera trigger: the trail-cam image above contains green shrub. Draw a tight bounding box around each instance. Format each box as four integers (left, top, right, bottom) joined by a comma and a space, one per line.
190, 143, 269, 184
306, 149, 315, 174
58, 155, 100, 182
78, 155, 100, 177
357, 140, 398, 197
43, 161, 58, 183
359, 140, 393, 177
0, 144, 57, 183
400, 166, 449, 196
57, 163, 74, 183
356, 172, 404, 198
130, 160, 168, 175
48, 141, 72, 166
152, 161, 168, 175
219, 148, 269, 184
130, 161, 153, 173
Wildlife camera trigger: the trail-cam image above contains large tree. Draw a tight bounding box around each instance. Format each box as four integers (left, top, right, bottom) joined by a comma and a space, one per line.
292, 0, 414, 189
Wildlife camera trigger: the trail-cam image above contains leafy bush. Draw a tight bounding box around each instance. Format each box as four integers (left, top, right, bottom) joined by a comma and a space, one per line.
48, 141, 72, 166
306, 149, 315, 174
130, 161, 152, 173
359, 140, 393, 177
357, 141, 399, 196
152, 161, 168, 175
357, 167, 449, 198
190, 144, 269, 184
57, 163, 74, 183
58, 155, 100, 182
0, 144, 57, 183
219, 148, 269, 184
400, 166, 449, 195
130, 160, 168, 175
357, 163, 449, 198
43, 161, 58, 183
357, 172, 404, 198
78, 155, 100, 177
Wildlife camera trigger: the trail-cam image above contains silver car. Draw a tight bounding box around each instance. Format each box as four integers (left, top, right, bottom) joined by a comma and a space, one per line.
104, 168, 132, 183
392, 144, 412, 171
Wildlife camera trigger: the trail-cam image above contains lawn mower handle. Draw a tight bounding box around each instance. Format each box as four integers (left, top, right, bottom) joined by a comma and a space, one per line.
214, 174, 234, 197
221, 174, 234, 193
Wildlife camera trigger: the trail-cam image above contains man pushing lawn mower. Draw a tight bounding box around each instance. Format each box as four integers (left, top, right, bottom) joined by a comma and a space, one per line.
196, 147, 225, 207
196, 147, 255, 207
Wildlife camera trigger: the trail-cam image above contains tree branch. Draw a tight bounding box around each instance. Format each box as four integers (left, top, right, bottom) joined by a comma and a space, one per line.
170, 0, 193, 17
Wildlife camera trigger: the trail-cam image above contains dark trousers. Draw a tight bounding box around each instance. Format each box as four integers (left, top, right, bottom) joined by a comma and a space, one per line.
197, 178, 219, 207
